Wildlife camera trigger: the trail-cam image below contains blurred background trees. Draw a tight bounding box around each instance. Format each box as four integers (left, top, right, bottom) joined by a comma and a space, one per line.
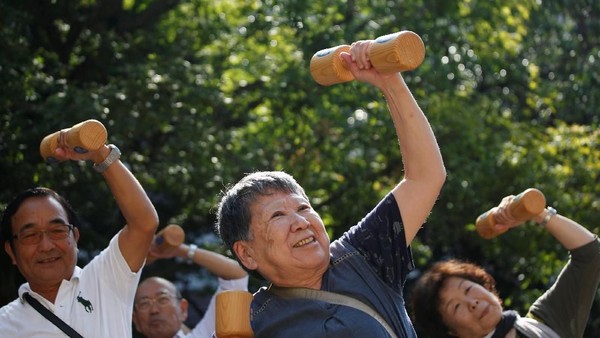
1, 0, 598, 334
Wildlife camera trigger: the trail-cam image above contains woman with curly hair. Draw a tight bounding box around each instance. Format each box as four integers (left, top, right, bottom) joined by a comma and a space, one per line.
411, 193, 600, 338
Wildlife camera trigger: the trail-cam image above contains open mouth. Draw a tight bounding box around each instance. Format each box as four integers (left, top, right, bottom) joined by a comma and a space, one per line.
293, 236, 315, 248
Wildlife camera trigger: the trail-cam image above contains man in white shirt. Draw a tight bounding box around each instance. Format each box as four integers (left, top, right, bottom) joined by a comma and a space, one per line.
0, 142, 159, 337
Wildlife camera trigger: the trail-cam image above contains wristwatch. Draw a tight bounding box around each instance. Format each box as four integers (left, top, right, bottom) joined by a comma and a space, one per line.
187, 244, 198, 264
538, 206, 557, 227
93, 144, 121, 173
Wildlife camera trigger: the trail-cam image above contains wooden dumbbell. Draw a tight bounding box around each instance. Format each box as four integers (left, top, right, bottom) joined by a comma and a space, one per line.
310, 30, 426, 86
40, 119, 107, 163
475, 188, 546, 239
216, 290, 254, 338
146, 224, 186, 264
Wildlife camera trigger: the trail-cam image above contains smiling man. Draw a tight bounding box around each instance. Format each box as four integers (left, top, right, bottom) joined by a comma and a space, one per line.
0, 141, 158, 337
215, 37, 446, 337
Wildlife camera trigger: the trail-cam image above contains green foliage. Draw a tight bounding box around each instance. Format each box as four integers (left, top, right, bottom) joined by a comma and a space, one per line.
1, 0, 598, 334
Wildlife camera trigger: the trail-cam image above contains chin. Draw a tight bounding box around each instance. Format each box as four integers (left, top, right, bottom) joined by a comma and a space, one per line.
484, 308, 503, 328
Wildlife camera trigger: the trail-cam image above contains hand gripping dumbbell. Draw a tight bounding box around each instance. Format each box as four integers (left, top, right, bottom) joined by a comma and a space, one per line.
40, 119, 107, 164
310, 30, 425, 86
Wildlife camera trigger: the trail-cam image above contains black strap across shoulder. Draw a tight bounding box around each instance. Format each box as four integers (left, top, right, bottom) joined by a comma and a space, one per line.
23, 292, 84, 338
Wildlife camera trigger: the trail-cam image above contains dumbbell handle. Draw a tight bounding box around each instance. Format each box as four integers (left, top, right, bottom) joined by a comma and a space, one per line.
216, 290, 254, 338
475, 188, 546, 239
146, 224, 186, 264
310, 30, 426, 86
40, 119, 107, 163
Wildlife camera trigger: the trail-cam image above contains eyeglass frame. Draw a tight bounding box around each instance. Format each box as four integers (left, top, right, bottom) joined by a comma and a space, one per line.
134, 292, 182, 312
11, 223, 75, 245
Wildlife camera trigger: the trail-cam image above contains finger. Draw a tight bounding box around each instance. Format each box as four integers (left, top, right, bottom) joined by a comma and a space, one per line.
57, 129, 69, 148
349, 42, 361, 69
358, 41, 372, 69
350, 41, 370, 69
341, 52, 359, 72
359, 41, 372, 69
498, 195, 513, 208
53, 147, 68, 160
494, 223, 510, 233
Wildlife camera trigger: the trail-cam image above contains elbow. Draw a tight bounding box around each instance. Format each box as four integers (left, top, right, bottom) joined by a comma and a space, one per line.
140, 209, 160, 234
428, 154, 447, 192
149, 213, 160, 232
433, 165, 447, 192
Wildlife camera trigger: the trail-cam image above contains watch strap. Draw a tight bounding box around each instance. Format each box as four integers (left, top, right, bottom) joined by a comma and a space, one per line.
187, 244, 198, 264
538, 206, 557, 227
93, 144, 121, 173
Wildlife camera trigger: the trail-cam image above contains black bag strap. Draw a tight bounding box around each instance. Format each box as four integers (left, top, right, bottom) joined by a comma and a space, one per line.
270, 286, 398, 338
23, 292, 84, 338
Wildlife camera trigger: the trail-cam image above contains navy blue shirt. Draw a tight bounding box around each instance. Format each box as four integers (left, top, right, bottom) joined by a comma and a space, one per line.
251, 193, 416, 338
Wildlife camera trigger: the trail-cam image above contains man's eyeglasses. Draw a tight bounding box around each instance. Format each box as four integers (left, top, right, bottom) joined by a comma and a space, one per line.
12, 224, 74, 246
134, 293, 180, 312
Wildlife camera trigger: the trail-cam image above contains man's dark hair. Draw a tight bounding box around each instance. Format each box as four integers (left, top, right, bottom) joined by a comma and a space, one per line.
1, 187, 79, 250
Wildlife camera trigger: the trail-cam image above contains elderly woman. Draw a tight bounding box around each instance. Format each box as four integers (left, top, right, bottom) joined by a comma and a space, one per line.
215, 39, 446, 337
411, 194, 600, 338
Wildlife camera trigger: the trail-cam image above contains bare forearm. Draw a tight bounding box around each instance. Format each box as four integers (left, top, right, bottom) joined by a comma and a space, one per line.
533, 211, 596, 250
179, 244, 247, 280
102, 159, 158, 233
381, 75, 445, 184
94, 145, 158, 270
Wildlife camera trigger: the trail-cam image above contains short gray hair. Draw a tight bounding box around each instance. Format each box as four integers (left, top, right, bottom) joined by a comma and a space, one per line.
215, 171, 307, 272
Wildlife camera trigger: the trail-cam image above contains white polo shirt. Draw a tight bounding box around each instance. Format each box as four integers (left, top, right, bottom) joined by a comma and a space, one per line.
0, 232, 142, 337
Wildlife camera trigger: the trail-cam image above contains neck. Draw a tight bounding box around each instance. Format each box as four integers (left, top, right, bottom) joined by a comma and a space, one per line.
269, 266, 326, 289
274, 278, 322, 289
29, 283, 62, 303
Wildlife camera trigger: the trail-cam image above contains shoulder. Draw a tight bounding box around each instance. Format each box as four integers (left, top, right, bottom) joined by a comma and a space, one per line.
251, 286, 276, 315
0, 298, 22, 314
0, 298, 29, 331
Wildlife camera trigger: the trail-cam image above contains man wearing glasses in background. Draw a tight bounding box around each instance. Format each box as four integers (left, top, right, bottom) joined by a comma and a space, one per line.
132, 242, 248, 338
0, 142, 159, 337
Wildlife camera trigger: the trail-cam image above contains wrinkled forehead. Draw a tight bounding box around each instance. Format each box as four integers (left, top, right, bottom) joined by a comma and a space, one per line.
12, 196, 68, 231
252, 191, 308, 211
136, 279, 176, 300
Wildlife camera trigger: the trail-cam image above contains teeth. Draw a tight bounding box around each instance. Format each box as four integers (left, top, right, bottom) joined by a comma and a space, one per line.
294, 237, 314, 247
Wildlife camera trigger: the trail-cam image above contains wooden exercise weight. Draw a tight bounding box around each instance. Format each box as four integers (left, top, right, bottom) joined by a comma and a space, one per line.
40, 119, 107, 163
216, 290, 254, 338
310, 30, 425, 86
475, 188, 546, 239
146, 224, 186, 264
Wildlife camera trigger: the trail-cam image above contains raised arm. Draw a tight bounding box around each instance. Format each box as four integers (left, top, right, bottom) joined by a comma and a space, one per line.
55, 143, 159, 272
341, 42, 446, 245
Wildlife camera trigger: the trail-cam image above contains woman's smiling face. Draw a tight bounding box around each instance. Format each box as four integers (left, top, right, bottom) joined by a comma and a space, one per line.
239, 191, 331, 287
438, 276, 504, 337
